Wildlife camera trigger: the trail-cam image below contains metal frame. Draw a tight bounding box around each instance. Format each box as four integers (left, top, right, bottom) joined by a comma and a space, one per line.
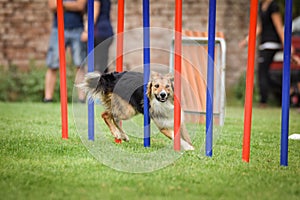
169, 36, 226, 126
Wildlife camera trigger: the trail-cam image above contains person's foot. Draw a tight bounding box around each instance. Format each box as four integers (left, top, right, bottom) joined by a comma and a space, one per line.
43, 98, 53, 103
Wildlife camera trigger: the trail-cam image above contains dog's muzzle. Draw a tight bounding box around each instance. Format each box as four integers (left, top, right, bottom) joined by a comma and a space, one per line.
155, 91, 168, 102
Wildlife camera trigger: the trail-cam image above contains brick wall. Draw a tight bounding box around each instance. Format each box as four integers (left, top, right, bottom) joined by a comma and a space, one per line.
0, 0, 250, 86
0, 0, 52, 68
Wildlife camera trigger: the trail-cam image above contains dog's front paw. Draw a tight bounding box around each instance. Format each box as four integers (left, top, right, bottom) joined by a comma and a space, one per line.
180, 139, 195, 151
183, 145, 195, 151
121, 134, 130, 142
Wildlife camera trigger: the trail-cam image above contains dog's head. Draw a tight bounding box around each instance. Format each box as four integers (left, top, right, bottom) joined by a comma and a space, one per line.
147, 72, 174, 103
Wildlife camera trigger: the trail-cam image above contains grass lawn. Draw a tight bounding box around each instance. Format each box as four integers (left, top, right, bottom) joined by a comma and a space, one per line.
0, 102, 299, 200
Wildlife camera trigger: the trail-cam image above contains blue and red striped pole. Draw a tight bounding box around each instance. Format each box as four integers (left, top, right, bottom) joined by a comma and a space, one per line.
206, 0, 216, 157
280, 0, 293, 166
87, 0, 95, 141
143, 0, 151, 147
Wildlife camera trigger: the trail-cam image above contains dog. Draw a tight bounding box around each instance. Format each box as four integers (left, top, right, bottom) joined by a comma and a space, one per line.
78, 71, 194, 150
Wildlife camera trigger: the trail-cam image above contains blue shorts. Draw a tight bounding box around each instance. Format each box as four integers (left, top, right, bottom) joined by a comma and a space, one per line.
46, 27, 87, 69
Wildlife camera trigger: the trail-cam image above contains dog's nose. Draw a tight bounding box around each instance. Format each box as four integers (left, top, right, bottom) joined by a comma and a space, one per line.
160, 92, 167, 99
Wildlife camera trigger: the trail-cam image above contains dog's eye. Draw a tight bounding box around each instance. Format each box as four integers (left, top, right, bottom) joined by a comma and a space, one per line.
166, 84, 170, 88
154, 84, 159, 88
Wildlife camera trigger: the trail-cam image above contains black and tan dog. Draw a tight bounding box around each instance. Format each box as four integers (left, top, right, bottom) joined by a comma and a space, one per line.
78, 71, 194, 150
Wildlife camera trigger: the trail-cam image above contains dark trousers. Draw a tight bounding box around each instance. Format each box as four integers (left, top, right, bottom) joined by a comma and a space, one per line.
257, 49, 278, 103
94, 37, 113, 73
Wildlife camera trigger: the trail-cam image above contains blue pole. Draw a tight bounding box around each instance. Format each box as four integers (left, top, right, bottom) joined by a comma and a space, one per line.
88, 0, 94, 141
205, 0, 216, 157
143, 0, 150, 147
280, 0, 293, 166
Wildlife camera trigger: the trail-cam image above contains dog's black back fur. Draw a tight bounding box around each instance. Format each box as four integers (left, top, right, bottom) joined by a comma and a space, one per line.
97, 71, 145, 114
95, 71, 127, 94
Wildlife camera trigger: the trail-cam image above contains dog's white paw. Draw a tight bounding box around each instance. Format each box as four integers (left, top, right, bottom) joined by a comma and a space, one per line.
113, 130, 122, 140
183, 145, 195, 151
180, 139, 195, 151
121, 134, 130, 142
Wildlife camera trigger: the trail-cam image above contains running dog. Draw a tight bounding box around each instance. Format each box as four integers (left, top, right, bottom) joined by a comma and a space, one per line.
78, 71, 194, 150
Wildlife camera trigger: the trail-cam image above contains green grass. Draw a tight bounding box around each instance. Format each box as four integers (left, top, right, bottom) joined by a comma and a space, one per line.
0, 102, 300, 200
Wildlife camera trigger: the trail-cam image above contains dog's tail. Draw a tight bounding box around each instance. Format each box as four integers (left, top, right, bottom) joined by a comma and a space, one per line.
76, 72, 101, 100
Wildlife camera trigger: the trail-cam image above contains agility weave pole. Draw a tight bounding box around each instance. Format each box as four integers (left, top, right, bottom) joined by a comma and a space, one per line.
174, 0, 182, 151
174, 0, 219, 152
57, 0, 68, 139
87, 0, 95, 141
116, 0, 124, 73
242, 0, 293, 166
205, 0, 216, 157
98, 0, 151, 145
280, 0, 293, 167
113, 0, 125, 143
143, 0, 151, 147
242, 0, 258, 163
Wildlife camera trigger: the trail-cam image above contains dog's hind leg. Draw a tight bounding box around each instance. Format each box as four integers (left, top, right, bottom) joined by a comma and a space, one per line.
101, 111, 122, 140
110, 94, 138, 142
111, 117, 130, 142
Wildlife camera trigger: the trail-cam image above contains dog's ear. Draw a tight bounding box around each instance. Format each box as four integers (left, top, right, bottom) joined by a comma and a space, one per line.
150, 71, 160, 80
165, 73, 174, 91
147, 81, 152, 98
165, 73, 174, 81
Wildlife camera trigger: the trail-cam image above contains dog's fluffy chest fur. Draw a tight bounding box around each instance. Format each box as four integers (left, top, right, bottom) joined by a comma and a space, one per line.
149, 98, 174, 129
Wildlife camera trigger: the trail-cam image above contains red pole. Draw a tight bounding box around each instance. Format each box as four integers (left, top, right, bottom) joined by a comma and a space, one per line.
116, 0, 124, 72
174, 0, 182, 151
242, 0, 258, 162
114, 0, 125, 143
56, 0, 68, 139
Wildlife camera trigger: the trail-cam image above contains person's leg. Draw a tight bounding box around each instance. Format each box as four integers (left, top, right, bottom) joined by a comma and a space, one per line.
75, 67, 86, 101
44, 28, 59, 102
70, 28, 87, 101
44, 68, 58, 101
257, 49, 277, 105
69, 28, 86, 68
